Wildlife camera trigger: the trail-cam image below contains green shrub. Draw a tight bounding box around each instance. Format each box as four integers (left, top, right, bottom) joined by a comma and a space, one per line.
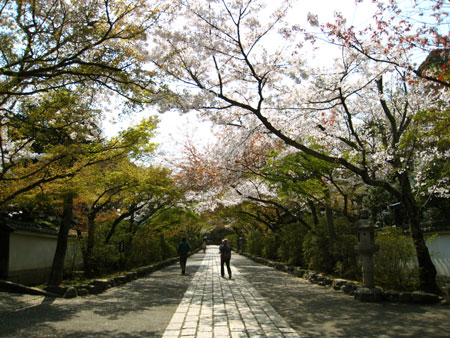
303, 228, 334, 273
160, 234, 177, 260
333, 234, 359, 278
302, 216, 358, 275
374, 227, 419, 291
277, 223, 307, 266
247, 230, 264, 256
331, 218, 358, 278
91, 242, 120, 275
127, 235, 162, 268
262, 233, 279, 260
227, 234, 238, 248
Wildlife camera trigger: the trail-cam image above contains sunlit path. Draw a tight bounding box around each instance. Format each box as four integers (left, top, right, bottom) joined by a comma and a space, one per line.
162, 246, 301, 338
1, 247, 449, 337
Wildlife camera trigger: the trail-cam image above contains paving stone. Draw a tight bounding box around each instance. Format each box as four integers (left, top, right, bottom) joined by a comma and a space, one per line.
245, 328, 265, 335
166, 321, 183, 330
214, 328, 230, 336
161, 247, 301, 338
161, 332, 179, 338
188, 309, 201, 316
229, 321, 246, 331
214, 316, 228, 324
184, 315, 198, 323
170, 313, 186, 323
197, 324, 213, 332
255, 315, 272, 324
182, 321, 197, 329
181, 328, 196, 335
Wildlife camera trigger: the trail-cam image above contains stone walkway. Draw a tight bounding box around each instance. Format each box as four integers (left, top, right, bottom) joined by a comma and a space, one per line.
1, 246, 449, 337
163, 246, 300, 338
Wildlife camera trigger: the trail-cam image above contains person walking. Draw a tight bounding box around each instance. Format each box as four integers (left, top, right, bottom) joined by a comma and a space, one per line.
178, 237, 191, 275
202, 241, 207, 253
219, 238, 232, 279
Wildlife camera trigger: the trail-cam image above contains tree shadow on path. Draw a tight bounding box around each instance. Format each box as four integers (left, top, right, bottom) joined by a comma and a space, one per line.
232, 255, 450, 338
0, 255, 202, 338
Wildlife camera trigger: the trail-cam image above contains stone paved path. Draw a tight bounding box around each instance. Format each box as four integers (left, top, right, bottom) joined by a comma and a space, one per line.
162, 246, 300, 338
1, 245, 449, 337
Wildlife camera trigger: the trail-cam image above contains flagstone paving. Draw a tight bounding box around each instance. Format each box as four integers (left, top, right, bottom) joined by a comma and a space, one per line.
1, 245, 449, 337
162, 247, 300, 338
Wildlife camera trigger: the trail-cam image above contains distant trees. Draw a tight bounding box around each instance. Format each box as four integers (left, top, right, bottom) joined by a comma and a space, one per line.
73, 155, 183, 277
1, 0, 170, 211
0, 0, 182, 285
152, 0, 449, 293
1, 0, 447, 293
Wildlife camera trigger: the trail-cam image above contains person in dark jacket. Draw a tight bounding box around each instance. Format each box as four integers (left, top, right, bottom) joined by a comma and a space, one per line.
178, 237, 191, 275
219, 239, 232, 279
202, 241, 207, 253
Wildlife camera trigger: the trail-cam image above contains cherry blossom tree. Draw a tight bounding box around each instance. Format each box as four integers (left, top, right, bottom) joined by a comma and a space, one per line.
319, 0, 450, 87
152, 0, 448, 293
173, 120, 281, 209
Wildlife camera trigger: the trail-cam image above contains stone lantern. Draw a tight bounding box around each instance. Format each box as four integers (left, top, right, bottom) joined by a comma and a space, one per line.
354, 209, 382, 302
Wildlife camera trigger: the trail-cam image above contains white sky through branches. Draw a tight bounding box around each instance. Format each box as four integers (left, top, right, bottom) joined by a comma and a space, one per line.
101, 0, 381, 164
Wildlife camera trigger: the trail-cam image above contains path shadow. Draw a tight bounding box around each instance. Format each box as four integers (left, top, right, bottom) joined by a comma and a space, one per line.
232, 256, 450, 338
0, 257, 203, 338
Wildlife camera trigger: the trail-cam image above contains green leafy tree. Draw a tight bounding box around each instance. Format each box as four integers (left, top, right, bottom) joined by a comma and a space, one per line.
246, 229, 264, 257
152, 0, 447, 293
0, 89, 102, 209
0, 0, 174, 285
277, 223, 307, 266
69, 120, 183, 276
0, 0, 167, 104
374, 227, 419, 291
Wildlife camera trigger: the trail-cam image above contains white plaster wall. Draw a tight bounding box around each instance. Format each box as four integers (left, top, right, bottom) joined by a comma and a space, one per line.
66, 237, 83, 271
9, 231, 83, 273
427, 233, 450, 277
9, 231, 56, 272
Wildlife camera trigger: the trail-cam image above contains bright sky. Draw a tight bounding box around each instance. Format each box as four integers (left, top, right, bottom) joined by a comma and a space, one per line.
101, 0, 380, 163
294, 0, 377, 25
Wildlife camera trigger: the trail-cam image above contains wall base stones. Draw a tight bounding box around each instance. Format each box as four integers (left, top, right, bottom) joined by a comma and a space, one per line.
63, 287, 78, 299
1, 255, 183, 299
354, 287, 383, 302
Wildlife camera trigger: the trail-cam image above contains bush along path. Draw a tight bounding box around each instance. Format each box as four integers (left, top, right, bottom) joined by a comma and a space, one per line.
1, 248, 445, 305
238, 251, 446, 306
45, 256, 181, 298
1, 251, 199, 299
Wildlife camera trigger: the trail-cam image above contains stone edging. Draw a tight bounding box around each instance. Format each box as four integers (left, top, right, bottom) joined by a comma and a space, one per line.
43, 255, 182, 298
238, 251, 446, 305
1, 251, 200, 299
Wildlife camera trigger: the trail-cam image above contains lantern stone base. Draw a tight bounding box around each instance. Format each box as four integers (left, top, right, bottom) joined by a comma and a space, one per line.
354, 286, 383, 302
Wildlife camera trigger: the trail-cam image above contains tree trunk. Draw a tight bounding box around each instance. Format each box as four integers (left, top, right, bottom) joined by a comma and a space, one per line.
325, 206, 337, 242
48, 192, 73, 286
400, 173, 440, 294
104, 212, 129, 244
84, 214, 96, 277
75, 228, 89, 280
308, 200, 319, 226
324, 190, 337, 242
124, 212, 136, 265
